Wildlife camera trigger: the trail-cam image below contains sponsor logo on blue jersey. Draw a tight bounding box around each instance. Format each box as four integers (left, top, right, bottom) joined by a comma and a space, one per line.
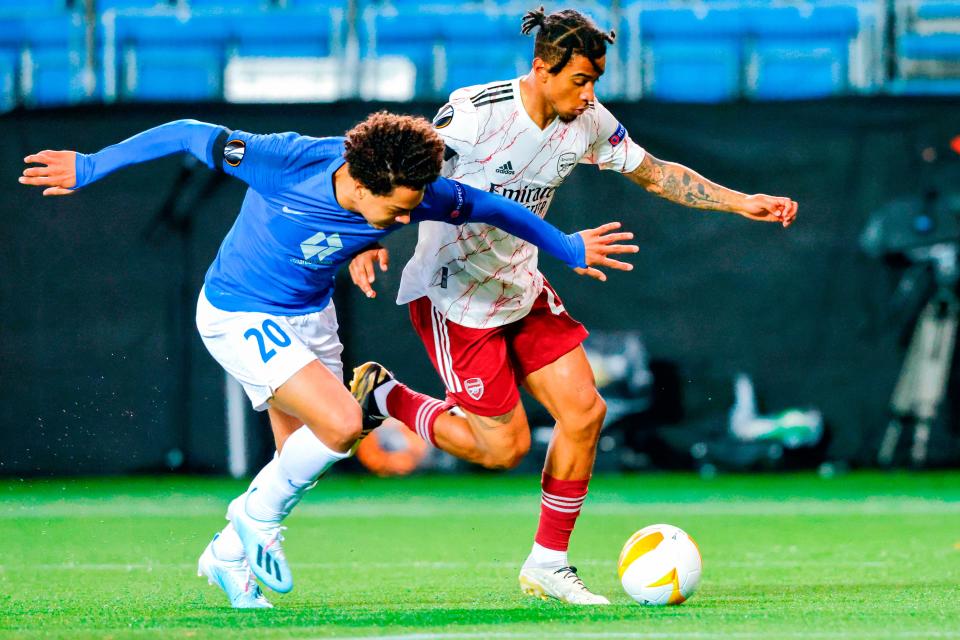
291, 231, 343, 269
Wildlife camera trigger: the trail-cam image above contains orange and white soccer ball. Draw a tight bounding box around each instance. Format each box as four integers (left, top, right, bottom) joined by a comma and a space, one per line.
617, 524, 702, 606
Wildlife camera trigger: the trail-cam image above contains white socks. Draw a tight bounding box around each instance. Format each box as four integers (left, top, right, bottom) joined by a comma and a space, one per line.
523, 542, 569, 570
211, 522, 245, 562
243, 426, 350, 523
372, 379, 398, 416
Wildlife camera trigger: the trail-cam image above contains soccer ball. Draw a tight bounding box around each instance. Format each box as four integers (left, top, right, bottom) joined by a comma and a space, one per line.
617, 524, 702, 606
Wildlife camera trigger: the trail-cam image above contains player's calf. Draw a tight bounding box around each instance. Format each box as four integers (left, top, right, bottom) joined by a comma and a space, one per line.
350, 361, 453, 448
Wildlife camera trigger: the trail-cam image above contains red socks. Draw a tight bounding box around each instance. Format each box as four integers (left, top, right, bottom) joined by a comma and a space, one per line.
535, 473, 590, 551
385, 383, 452, 447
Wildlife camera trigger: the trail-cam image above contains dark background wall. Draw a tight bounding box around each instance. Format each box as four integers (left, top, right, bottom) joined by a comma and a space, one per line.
2, 98, 959, 475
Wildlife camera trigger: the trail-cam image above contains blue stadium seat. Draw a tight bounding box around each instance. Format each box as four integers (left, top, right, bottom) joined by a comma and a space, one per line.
0, 50, 15, 112
125, 45, 222, 99
889, 77, 960, 94
113, 13, 225, 101
21, 14, 87, 106
745, 5, 860, 37
97, 0, 175, 10
28, 48, 83, 105
359, 8, 445, 95
639, 8, 744, 102
437, 11, 520, 93
644, 41, 741, 102
914, 1, 960, 22
640, 6, 744, 38
228, 10, 336, 57
187, 0, 269, 11
900, 32, 960, 58
285, 0, 346, 6
0, 0, 68, 11
0, 15, 25, 48
744, 5, 859, 99
361, 6, 522, 97
442, 44, 523, 95
748, 42, 848, 100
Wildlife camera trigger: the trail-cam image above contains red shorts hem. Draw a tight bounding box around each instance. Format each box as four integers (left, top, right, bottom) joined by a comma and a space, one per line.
408, 281, 587, 417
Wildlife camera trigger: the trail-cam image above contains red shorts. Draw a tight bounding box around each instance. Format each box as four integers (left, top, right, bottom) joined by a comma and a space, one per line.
408, 281, 589, 417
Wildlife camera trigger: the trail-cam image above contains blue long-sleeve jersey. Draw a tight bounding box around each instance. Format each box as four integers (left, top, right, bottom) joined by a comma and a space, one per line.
73, 119, 587, 315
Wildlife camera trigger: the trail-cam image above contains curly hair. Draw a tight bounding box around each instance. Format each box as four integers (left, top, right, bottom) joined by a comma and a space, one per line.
521, 6, 615, 74
343, 112, 444, 196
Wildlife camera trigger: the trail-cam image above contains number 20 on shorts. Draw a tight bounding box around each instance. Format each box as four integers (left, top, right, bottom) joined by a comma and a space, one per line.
244, 319, 292, 362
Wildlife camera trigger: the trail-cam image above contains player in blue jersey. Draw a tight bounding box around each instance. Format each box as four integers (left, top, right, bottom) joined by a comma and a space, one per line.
20, 111, 637, 608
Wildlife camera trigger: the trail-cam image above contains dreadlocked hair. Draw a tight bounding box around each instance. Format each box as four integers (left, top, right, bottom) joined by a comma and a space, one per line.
343, 112, 444, 196
521, 6, 615, 74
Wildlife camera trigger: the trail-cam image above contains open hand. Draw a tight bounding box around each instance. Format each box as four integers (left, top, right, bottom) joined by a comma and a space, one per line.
348, 245, 390, 298
20, 150, 77, 196
574, 222, 639, 282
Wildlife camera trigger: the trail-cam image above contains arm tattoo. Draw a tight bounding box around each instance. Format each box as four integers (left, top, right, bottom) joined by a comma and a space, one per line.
627, 154, 739, 212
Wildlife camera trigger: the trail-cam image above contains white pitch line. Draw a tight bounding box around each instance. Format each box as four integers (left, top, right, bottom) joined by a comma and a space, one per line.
314, 632, 960, 640
0, 559, 908, 572
3, 498, 959, 519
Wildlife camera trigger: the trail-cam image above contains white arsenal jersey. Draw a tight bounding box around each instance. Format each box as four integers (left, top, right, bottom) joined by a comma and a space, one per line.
397, 77, 646, 328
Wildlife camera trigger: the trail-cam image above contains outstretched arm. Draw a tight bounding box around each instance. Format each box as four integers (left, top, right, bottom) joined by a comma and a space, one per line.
414, 178, 639, 282
624, 151, 798, 227
20, 119, 225, 196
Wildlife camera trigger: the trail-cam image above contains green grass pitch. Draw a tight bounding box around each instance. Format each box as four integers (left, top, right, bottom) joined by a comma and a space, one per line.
1, 472, 958, 639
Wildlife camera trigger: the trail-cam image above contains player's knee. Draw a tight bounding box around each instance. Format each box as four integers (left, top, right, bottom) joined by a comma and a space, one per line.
588, 393, 607, 429
307, 403, 363, 450
480, 430, 530, 470
561, 392, 606, 443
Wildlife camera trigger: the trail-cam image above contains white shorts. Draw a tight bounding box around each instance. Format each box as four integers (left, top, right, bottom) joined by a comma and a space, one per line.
195, 288, 344, 411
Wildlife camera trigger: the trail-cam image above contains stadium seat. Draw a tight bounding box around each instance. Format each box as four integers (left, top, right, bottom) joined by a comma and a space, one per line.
21, 13, 87, 106
638, 7, 744, 102
436, 11, 521, 95
0, 0, 68, 11
747, 42, 848, 100
913, 1, 960, 30
97, 0, 176, 10
897, 32, 960, 83
900, 32, 960, 58
124, 45, 222, 100
743, 5, 860, 99
0, 50, 15, 112
441, 44, 524, 96
361, 6, 522, 98
359, 7, 445, 96
0, 15, 25, 49
186, 0, 270, 11
279, 0, 347, 7
228, 10, 338, 58
889, 77, 960, 94
643, 40, 741, 102
112, 13, 225, 101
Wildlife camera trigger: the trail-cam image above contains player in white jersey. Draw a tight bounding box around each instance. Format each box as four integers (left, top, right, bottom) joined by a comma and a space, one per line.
348, 7, 798, 604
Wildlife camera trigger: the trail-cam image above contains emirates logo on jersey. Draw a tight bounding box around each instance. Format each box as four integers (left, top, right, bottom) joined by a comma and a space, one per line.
465, 378, 484, 400
557, 152, 576, 177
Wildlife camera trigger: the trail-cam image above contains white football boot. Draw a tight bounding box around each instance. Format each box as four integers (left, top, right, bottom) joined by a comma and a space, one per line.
227, 491, 294, 593
197, 535, 273, 609
519, 566, 611, 605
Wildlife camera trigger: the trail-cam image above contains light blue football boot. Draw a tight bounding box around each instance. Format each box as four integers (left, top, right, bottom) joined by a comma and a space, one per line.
197, 534, 273, 609
227, 490, 294, 593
